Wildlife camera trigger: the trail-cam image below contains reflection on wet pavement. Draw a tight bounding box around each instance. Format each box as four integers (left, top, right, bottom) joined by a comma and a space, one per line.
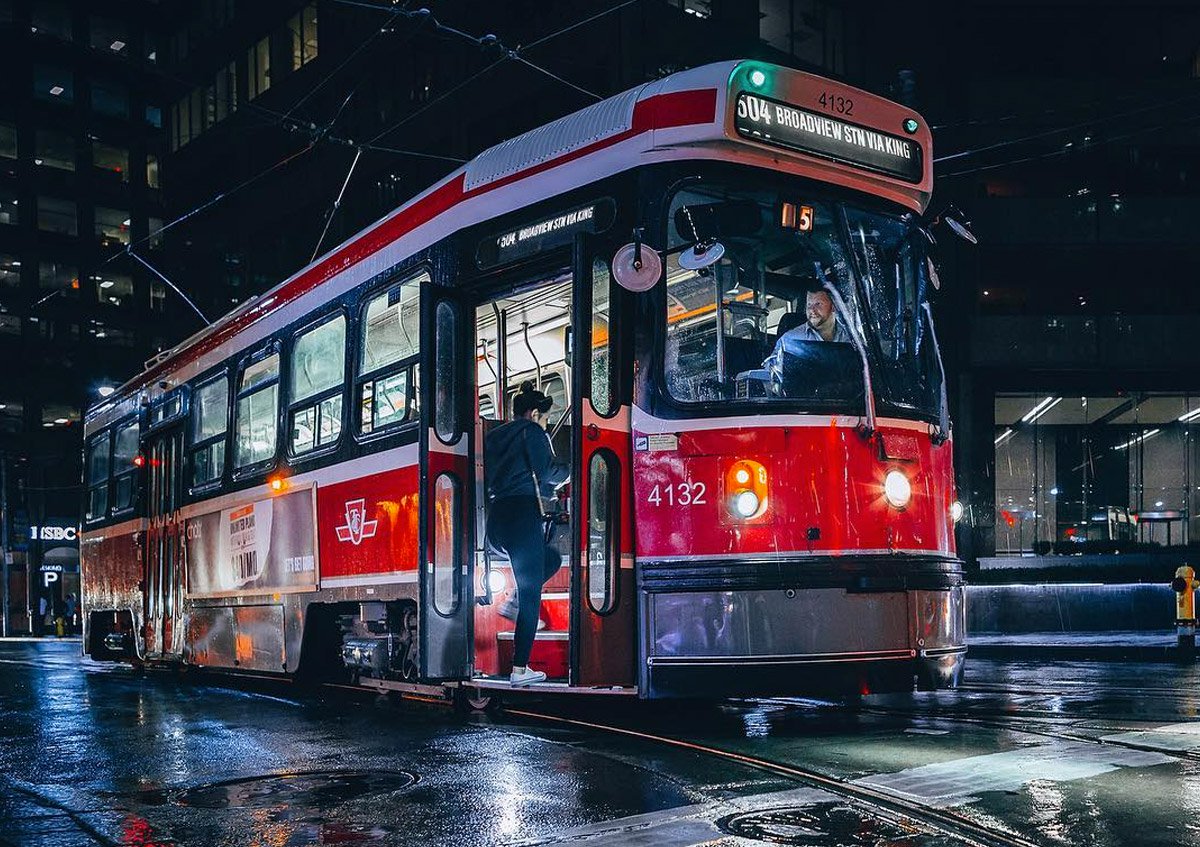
4, 642, 1200, 847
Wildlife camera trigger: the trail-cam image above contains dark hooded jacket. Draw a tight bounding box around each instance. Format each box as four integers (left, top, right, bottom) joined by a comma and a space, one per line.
485, 418, 569, 500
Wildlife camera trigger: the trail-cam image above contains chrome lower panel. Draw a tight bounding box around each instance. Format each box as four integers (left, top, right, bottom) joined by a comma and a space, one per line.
640, 585, 966, 697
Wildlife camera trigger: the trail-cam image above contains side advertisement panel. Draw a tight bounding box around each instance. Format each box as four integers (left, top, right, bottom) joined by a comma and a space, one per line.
185, 486, 318, 598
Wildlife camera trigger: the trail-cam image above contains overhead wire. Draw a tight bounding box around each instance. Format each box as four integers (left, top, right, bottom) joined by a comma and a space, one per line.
934, 86, 1200, 164
937, 110, 1200, 179
77, 0, 636, 318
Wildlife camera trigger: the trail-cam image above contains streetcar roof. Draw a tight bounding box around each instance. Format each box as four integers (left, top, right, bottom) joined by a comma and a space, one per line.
87, 60, 931, 430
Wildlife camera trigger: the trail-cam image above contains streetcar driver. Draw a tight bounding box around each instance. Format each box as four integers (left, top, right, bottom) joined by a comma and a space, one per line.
484, 381, 569, 687
761, 288, 850, 372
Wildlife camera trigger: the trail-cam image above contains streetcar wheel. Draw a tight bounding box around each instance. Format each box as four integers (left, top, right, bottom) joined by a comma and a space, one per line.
396, 606, 419, 681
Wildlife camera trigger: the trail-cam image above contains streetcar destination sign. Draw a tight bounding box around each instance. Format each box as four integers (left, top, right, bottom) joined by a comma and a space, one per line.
477, 198, 615, 269
734, 93, 923, 184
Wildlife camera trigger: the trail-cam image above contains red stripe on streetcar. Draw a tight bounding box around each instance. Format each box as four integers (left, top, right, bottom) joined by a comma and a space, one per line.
135, 88, 718, 392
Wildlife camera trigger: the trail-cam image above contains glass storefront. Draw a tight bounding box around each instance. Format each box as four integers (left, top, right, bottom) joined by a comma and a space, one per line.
994, 393, 1200, 554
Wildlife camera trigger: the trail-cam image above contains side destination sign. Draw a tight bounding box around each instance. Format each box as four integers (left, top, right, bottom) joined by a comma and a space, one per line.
734, 93, 923, 184
477, 198, 615, 269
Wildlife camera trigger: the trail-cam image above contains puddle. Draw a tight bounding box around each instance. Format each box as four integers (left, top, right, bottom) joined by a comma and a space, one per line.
717, 802, 943, 845
175, 769, 417, 809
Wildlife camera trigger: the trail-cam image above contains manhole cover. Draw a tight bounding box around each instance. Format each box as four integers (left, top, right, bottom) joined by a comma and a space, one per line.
717, 803, 925, 846
171, 769, 417, 810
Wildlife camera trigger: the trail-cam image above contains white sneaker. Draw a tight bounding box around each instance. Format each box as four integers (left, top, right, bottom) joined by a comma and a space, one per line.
497, 592, 519, 621
510, 666, 547, 687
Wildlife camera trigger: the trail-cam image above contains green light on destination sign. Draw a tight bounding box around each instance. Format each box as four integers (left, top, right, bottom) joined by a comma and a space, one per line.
748, 69, 766, 88
903, 118, 920, 134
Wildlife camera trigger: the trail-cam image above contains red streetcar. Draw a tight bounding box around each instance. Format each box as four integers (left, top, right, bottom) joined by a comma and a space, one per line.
81, 60, 966, 699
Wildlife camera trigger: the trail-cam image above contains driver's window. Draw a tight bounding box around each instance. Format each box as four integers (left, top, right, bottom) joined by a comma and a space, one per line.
663, 184, 860, 406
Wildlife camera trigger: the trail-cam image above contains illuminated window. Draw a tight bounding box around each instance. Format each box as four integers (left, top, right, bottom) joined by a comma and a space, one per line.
111, 419, 139, 512
146, 154, 160, 189
95, 273, 133, 307
39, 261, 78, 296
191, 375, 228, 487
93, 142, 128, 182
235, 350, 280, 468
0, 255, 19, 288
290, 3, 318, 70
150, 281, 166, 312
248, 36, 271, 99
289, 314, 345, 455
94, 207, 130, 247
35, 129, 74, 171
359, 273, 425, 434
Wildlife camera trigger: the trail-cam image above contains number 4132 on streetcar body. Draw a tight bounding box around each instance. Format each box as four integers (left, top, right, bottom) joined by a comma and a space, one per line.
80, 60, 968, 701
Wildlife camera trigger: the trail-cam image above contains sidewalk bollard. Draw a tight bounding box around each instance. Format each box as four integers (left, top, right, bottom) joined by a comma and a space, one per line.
1171, 565, 1199, 658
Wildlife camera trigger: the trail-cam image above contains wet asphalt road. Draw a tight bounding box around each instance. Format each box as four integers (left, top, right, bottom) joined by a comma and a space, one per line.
3, 640, 1200, 847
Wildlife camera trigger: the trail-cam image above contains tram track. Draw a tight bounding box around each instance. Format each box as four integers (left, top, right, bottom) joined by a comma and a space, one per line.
758, 693, 1200, 765
16, 649, 1199, 847
504, 705, 1044, 847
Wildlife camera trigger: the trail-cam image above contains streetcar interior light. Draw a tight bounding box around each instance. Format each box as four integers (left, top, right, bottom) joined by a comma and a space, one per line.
950, 500, 964, 522
486, 569, 507, 594
883, 470, 912, 509
748, 69, 767, 88
733, 490, 760, 518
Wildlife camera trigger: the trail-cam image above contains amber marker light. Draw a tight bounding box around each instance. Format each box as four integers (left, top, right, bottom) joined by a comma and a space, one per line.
268, 475, 287, 493
725, 459, 768, 520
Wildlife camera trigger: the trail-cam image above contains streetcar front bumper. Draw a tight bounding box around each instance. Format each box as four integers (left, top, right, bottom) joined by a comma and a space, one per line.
637, 556, 966, 699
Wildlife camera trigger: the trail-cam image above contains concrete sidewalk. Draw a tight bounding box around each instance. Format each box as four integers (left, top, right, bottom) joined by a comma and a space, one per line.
967, 630, 1191, 662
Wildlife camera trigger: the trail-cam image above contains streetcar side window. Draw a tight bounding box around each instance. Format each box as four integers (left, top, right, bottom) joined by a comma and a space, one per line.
190, 374, 228, 487
234, 350, 281, 469
587, 448, 620, 614
110, 420, 141, 513
358, 273, 423, 435
85, 431, 111, 522
591, 257, 616, 417
289, 313, 346, 455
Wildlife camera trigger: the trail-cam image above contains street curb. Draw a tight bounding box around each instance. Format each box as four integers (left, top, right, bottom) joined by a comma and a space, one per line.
967, 644, 1193, 664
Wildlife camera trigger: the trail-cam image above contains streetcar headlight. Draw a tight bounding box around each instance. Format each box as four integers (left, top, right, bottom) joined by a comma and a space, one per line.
883, 470, 912, 509
950, 500, 964, 522
732, 489, 760, 518
486, 569, 507, 594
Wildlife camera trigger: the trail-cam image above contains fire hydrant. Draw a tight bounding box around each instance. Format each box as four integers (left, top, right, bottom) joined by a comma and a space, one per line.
1171, 565, 1199, 655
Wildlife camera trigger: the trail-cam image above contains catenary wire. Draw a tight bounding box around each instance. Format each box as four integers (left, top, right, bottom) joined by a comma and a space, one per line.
934, 86, 1200, 163
937, 109, 1200, 178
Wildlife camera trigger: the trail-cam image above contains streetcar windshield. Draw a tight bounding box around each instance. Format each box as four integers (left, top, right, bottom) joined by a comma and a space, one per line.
663, 178, 943, 421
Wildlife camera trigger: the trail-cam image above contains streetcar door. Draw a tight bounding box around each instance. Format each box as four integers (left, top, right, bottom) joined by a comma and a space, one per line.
570, 237, 636, 687
418, 281, 476, 680
144, 422, 185, 658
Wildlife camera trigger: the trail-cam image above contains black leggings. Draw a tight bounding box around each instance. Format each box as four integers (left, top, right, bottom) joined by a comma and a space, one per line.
487, 496, 562, 667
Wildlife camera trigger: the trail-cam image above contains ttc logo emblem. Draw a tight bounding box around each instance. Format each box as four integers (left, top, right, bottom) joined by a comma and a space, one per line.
335, 498, 378, 545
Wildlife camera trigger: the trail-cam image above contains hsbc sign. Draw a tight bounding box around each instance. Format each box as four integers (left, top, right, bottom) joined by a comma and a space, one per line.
30, 525, 79, 542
